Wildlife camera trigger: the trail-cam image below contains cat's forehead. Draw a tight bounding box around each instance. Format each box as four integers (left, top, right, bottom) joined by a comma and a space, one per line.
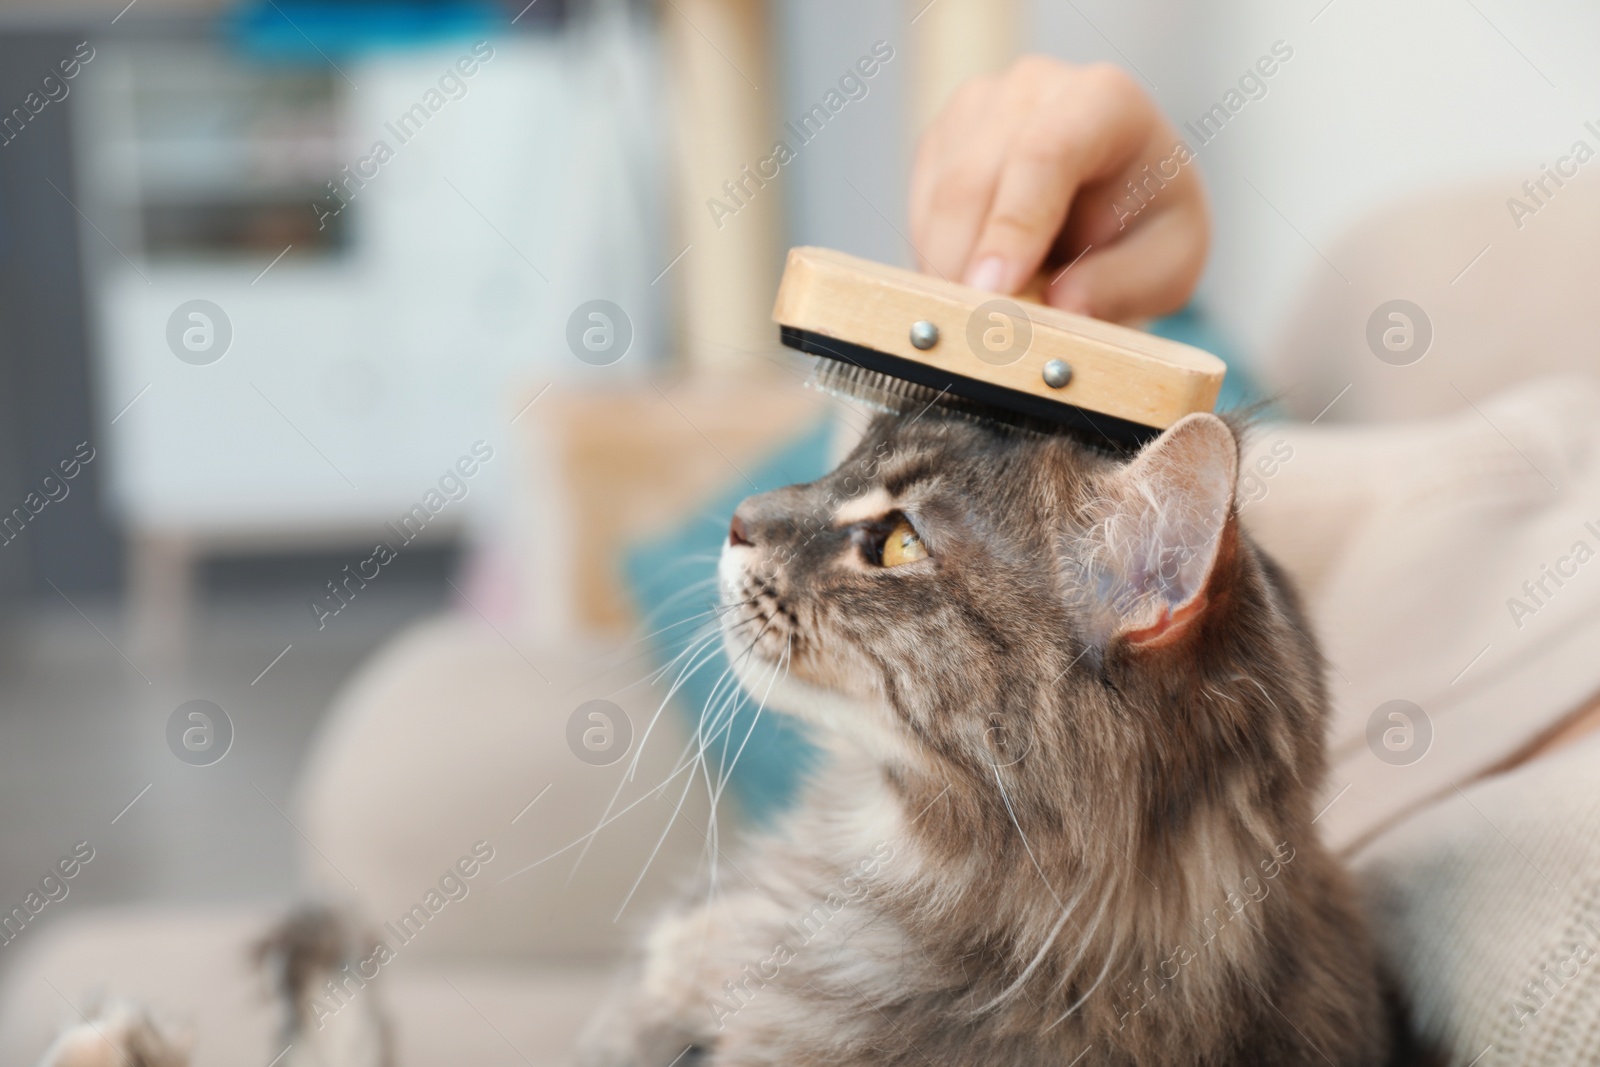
842, 413, 1109, 499
858, 413, 1010, 471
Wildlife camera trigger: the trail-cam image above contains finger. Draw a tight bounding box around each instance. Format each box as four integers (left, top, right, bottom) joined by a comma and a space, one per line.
1046, 205, 1208, 324
1058, 126, 1200, 256
964, 64, 1153, 294
908, 85, 986, 241
909, 77, 1027, 282
909, 78, 1001, 277
908, 110, 952, 272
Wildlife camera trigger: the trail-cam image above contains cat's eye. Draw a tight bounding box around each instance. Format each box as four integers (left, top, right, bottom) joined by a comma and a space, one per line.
880, 516, 929, 567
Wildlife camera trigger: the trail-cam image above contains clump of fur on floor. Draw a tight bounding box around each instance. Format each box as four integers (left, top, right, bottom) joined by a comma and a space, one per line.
253, 902, 393, 1067
35, 902, 390, 1067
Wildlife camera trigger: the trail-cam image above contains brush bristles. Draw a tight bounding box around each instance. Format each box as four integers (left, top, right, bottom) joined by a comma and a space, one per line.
808, 359, 941, 415
809, 357, 1036, 427
806, 356, 1132, 452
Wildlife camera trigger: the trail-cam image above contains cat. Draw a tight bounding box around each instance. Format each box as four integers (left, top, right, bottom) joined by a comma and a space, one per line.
576, 409, 1400, 1066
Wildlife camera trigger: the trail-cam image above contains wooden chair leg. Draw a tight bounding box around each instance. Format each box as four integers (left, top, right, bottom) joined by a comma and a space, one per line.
127, 528, 194, 677
660, 0, 784, 378
907, 0, 1018, 134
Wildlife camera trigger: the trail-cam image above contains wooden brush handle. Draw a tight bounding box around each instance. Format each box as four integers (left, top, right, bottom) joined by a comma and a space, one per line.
772, 247, 1225, 431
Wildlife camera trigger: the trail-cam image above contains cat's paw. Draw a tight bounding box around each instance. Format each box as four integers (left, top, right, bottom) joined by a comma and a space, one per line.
35, 1000, 190, 1067
575, 965, 716, 1067
573, 1031, 708, 1067
579, 900, 775, 1067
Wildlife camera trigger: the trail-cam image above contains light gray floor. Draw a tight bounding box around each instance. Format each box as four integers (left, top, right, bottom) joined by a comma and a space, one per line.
0, 577, 449, 953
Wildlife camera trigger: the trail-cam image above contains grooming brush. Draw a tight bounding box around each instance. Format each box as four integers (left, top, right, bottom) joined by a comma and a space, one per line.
772, 246, 1226, 449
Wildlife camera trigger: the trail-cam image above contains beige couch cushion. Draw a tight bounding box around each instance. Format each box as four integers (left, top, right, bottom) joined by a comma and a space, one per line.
294, 615, 716, 964
1260, 173, 1600, 425
0, 905, 610, 1067
0, 908, 271, 1067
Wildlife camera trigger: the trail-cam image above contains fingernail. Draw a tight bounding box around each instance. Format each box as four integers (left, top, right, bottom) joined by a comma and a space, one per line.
964, 256, 1005, 293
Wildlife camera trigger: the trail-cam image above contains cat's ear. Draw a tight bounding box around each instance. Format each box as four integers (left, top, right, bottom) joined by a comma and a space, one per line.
1072, 413, 1239, 650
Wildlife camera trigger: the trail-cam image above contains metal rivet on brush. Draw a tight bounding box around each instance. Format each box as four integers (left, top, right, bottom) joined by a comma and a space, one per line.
909, 320, 939, 350
1041, 359, 1073, 388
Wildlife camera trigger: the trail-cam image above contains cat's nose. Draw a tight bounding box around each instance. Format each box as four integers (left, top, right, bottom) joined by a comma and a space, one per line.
728, 513, 753, 547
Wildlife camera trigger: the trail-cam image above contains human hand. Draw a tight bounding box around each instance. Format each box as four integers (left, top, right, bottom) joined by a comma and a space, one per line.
910, 56, 1209, 324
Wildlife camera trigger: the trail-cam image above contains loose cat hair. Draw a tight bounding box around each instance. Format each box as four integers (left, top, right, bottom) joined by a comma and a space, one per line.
578, 410, 1402, 1066
253, 903, 392, 1067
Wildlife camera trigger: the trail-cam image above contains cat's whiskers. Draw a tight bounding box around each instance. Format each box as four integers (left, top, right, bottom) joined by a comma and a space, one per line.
567, 620, 732, 885
686, 615, 780, 794
587, 602, 743, 694
639, 620, 728, 690
696, 634, 793, 903
639, 623, 750, 763
690, 624, 793, 905
494, 557, 850, 890
610, 615, 780, 920
630, 679, 764, 921
693, 667, 753, 914
713, 634, 790, 810
613, 662, 754, 918
687, 661, 750, 882
496, 756, 706, 885
580, 574, 731, 682
613, 746, 707, 923
637, 569, 719, 610
629, 598, 733, 649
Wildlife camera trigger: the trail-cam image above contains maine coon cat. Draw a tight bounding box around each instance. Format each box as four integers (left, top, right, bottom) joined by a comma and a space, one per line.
577, 410, 1398, 1066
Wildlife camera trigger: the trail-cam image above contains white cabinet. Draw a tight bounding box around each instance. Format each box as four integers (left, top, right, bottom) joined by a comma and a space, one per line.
72, 21, 666, 652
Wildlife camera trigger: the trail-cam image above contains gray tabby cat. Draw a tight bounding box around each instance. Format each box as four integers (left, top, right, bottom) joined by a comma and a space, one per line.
578, 410, 1401, 1066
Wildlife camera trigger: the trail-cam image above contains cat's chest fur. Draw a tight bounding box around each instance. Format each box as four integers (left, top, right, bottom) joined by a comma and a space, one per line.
675, 744, 1385, 1067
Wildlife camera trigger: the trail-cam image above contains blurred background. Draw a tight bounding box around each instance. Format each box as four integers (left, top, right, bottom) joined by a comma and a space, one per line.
1, 0, 1597, 1062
